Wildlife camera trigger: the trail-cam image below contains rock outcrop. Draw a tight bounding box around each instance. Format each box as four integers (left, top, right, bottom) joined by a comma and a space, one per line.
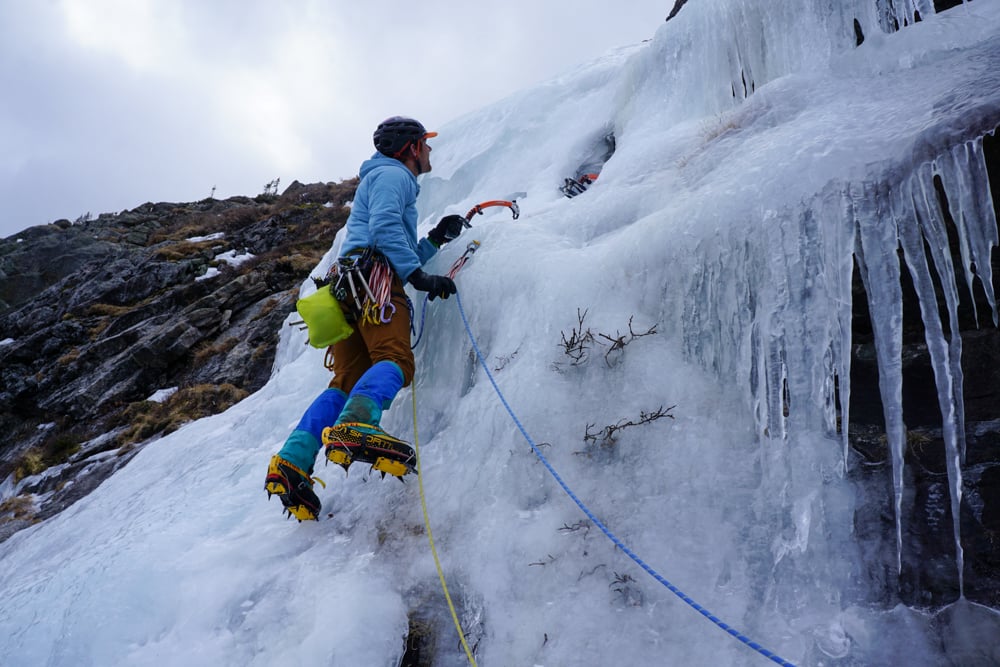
0, 179, 357, 539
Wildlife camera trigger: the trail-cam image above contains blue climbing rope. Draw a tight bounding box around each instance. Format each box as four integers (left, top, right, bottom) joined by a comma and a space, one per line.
413, 241, 481, 350
454, 292, 797, 667
411, 295, 430, 350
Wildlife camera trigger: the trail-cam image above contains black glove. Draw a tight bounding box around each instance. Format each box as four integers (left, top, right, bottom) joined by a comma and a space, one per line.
407, 269, 457, 301
427, 214, 467, 247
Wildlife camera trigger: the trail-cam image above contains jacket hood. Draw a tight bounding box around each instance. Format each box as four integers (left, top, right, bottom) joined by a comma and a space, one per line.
358, 152, 415, 181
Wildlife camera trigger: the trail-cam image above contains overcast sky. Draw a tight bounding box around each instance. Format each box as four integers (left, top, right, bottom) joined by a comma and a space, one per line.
0, 1, 667, 238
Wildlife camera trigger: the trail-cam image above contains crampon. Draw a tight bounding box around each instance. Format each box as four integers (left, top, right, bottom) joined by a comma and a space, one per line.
264, 454, 326, 521
322, 423, 416, 480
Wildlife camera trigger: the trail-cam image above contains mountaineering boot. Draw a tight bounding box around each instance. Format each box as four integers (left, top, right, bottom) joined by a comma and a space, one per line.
264, 388, 345, 520
264, 454, 326, 521
322, 420, 416, 479
323, 361, 414, 478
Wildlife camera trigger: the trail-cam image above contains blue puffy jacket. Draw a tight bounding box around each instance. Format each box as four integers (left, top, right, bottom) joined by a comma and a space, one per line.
339, 153, 438, 281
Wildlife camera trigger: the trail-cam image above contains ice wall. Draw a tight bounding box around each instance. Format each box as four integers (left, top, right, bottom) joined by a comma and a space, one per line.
419, 0, 998, 658
633, 0, 997, 595
621, 0, 963, 129
427, 1, 998, 659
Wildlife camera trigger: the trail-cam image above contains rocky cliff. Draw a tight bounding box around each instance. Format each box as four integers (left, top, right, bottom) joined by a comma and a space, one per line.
0, 179, 357, 539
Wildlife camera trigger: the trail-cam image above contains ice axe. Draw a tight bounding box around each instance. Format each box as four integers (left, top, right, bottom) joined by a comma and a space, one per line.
462, 191, 527, 227
443, 192, 526, 279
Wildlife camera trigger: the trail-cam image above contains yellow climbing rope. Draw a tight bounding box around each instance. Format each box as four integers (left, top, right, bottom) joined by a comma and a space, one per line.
412, 380, 478, 666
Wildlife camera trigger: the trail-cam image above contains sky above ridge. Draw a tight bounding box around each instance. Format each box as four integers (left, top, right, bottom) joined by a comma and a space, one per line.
0, 0, 666, 238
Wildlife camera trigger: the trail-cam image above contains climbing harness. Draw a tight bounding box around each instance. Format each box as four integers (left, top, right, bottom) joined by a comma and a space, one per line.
453, 294, 797, 667
360, 255, 395, 326
412, 379, 479, 666
327, 250, 398, 327
303, 196, 520, 351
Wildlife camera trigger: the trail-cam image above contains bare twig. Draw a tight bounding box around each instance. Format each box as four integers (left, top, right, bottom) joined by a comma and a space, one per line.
597, 317, 659, 366
493, 346, 520, 372
584, 405, 676, 448
558, 309, 658, 367
559, 521, 590, 533
558, 308, 595, 365
529, 554, 557, 567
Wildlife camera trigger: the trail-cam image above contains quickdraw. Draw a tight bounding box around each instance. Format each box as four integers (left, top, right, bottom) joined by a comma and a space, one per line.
447, 240, 481, 279
328, 250, 396, 327
361, 256, 394, 326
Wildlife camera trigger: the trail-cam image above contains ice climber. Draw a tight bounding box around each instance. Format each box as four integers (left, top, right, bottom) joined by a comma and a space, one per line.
265, 116, 466, 520
561, 131, 616, 198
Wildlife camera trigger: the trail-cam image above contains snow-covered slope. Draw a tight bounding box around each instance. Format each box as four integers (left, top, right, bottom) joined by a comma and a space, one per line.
2, 2, 999, 665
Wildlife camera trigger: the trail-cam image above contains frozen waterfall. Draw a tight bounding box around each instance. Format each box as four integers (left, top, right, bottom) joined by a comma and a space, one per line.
1, 1, 999, 665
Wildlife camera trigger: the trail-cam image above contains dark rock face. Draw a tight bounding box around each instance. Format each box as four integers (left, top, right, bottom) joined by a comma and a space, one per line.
0, 179, 357, 537
665, 0, 690, 23
0, 225, 117, 312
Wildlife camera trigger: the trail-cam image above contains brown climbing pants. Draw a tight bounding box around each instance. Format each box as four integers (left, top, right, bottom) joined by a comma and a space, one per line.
327, 276, 414, 394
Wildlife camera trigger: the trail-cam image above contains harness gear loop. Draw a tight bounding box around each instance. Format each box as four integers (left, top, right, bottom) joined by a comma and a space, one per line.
331, 250, 397, 326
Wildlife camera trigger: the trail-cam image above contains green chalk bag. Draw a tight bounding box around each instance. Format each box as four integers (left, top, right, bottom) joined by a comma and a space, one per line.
296, 285, 353, 348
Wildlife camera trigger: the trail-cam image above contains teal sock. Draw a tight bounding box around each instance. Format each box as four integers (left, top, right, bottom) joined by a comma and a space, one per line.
334, 395, 382, 427
278, 429, 321, 473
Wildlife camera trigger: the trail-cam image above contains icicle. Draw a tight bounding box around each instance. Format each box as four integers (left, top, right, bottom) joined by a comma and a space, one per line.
826, 188, 857, 469
760, 208, 791, 444
914, 0, 936, 20
766, 344, 788, 442
852, 180, 907, 575
895, 174, 965, 594
875, 0, 900, 33
934, 138, 1000, 328
911, 161, 968, 462
887, 0, 931, 27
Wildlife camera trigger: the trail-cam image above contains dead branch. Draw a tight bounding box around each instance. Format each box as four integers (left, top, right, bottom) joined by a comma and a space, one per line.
584, 405, 676, 447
